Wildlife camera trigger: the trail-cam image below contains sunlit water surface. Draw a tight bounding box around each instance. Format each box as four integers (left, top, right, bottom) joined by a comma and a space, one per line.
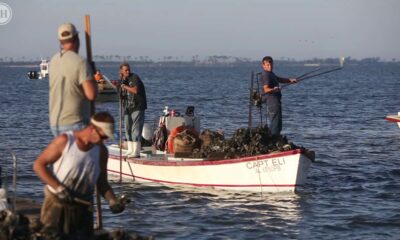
1, 63, 399, 239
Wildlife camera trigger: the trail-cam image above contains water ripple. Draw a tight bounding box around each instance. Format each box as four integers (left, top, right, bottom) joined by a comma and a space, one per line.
1, 64, 400, 239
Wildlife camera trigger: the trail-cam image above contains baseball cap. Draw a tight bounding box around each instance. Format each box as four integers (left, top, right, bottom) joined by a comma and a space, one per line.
58, 23, 78, 41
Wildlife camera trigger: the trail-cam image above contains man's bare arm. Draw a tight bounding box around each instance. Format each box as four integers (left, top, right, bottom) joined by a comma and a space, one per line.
33, 135, 68, 189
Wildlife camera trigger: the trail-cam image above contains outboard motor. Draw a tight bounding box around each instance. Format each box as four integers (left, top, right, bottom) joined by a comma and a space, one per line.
27, 71, 39, 80
185, 106, 195, 117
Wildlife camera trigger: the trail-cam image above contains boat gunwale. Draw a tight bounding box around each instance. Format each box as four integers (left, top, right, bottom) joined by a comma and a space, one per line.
385, 115, 400, 123
108, 148, 307, 167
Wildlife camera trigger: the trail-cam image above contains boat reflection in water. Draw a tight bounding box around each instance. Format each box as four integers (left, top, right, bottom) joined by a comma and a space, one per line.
104, 180, 305, 238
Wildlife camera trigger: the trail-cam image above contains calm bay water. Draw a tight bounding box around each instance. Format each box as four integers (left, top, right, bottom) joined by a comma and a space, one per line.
0, 62, 400, 239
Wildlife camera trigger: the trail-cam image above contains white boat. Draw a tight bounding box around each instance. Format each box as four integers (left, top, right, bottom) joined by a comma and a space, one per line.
96, 85, 118, 102
106, 146, 313, 193
0, 167, 9, 211
27, 59, 49, 80
304, 63, 320, 67
385, 112, 400, 128
96, 74, 118, 102
39, 59, 49, 79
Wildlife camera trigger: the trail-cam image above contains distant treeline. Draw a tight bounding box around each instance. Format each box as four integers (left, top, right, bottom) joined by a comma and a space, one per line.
0, 56, 398, 67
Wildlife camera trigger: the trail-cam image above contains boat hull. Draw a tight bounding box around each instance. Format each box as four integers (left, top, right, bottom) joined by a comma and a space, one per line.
96, 82, 118, 102
107, 146, 312, 193
385, 114, 400, 128
96, 91, 117, 102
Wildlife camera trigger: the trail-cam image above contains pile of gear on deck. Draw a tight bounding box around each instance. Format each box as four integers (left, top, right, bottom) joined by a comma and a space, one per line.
166, 126, 315, 161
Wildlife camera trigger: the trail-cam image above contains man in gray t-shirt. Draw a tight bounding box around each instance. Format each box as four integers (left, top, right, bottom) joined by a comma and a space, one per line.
49, 23, 97, 136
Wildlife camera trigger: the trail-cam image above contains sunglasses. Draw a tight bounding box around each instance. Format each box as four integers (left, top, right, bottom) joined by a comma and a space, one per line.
94, 126, 108, 140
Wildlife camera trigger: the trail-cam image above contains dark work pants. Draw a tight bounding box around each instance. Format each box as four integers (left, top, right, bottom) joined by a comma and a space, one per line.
267, 99, 282, 136
125, 110, 145, 141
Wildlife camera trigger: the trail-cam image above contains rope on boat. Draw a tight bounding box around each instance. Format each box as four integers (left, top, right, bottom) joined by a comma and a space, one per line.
126, 161, 136, 181
10, 150, 17, 213
256, 156, 281, 196
256, 162, 264, 198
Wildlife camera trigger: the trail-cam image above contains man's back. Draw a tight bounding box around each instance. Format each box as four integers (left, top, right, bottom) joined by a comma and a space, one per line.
49, 51, 93, 127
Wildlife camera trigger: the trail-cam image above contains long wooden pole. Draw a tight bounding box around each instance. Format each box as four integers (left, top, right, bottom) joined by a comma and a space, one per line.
84, 15, 94, 73
248, 71, 253, 129
297, 67, 343, 81
84, 15, 96, 115
84, 14, 103, 230
119, 87, 123, 182
255, 74, 262, 127
11, 151, 17, 213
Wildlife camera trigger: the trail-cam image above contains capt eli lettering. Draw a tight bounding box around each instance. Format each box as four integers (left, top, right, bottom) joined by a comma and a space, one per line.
246, 158, 286, 173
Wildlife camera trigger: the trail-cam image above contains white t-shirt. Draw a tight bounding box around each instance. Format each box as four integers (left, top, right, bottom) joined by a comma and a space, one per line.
48, 131, 101, 200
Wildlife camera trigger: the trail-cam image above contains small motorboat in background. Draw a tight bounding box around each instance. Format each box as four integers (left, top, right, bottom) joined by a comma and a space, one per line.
96, 74, 118, 102
27, 59, 49, 80
385, 112, 400, 128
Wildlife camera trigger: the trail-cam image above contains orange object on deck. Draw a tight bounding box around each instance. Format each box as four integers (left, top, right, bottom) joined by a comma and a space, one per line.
167, 125, 198, 154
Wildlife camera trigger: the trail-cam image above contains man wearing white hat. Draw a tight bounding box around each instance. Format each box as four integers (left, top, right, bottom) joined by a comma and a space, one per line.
33, 112, 125, 238
49, 23, 97, 136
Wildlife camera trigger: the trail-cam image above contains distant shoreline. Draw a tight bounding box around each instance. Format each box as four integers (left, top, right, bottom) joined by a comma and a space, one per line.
0, 57, 398, 68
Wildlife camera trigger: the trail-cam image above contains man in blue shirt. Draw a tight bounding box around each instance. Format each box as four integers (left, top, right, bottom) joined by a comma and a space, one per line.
260, 56, 297, 136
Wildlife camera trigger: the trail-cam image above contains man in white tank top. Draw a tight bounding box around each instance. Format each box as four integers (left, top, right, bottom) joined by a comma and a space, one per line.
33, 112, 125, 238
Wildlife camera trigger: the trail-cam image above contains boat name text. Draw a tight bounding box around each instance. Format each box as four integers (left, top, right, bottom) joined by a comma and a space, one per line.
246, 158, 286, 173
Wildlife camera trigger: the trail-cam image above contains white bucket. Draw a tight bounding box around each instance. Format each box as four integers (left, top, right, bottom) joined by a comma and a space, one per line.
142, 123, 154, 141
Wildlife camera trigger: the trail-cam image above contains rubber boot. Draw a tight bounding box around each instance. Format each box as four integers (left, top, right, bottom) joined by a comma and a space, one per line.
130, 141, 141, 158
125, 141, 133, 156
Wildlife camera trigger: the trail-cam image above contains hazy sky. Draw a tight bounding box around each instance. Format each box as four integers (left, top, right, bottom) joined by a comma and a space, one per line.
1, 0, 399, 60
